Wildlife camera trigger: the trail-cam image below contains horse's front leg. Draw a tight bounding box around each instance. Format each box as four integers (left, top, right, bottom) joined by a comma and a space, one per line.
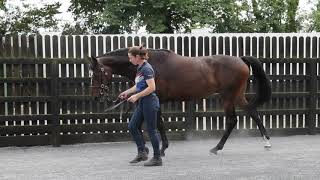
157, 109, 169, 156
138, 118, 150, 154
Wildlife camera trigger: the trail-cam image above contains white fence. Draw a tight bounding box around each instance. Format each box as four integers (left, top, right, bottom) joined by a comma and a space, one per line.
1, 33, 319, 134
2, 33, 320, 58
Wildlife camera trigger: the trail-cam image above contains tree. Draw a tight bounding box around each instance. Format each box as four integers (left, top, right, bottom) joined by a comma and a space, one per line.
68, 0, 197, 33
0, 0, 5, 10
68, 0, 303, 34
285, 0, 299, 32
190, 0, 301, 33
137, 0, 195, 33
309, 0, 320, 32
68, 0, 117, 33
250, 0, 299, 32
62, 23, 89, 35
0, 2, 61, 35
190, 0, 250, 33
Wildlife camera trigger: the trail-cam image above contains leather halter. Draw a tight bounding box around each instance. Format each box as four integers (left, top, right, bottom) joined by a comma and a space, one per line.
90, 64, 112, 103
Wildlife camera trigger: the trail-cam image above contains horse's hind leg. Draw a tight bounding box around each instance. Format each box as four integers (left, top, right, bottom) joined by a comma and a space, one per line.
247, 106, 271, 148
210, 100, 237, 155
237, 96, 271, 148
157, 109, 169, 156
138, 121, 150, 154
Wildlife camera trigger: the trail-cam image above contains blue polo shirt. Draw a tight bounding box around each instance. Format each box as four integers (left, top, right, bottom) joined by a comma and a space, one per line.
135, 61, 155, 94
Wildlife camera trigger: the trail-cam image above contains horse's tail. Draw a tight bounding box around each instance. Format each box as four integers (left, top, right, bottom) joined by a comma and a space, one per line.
241, 56, 271, 108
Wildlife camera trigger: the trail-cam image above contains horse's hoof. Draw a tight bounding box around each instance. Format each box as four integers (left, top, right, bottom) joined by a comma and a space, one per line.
160, 147, 166, 157
263, 138, 272, 149
210, 147, 219, 155
144, 147, 149, 155
160, 151, 165, 157
263, 136, 271, 148
264, 144, 272, 149
160, 144, 168, 157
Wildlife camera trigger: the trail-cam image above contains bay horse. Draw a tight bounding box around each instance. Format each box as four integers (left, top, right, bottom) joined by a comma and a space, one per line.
89, 48, 272, 155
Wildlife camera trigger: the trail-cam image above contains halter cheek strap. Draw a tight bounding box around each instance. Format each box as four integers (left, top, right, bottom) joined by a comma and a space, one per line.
90, 65, 110, 99
99, 67, 110, 95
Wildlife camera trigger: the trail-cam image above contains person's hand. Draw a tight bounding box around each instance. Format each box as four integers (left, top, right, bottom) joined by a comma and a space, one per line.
127, 94, 139, 103
118, 92, 128, 99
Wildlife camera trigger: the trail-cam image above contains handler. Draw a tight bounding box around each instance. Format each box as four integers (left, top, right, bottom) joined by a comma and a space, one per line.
119, 45, 162, 166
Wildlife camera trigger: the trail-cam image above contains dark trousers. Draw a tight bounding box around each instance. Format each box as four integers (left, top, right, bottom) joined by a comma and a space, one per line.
128, 95, 160, 157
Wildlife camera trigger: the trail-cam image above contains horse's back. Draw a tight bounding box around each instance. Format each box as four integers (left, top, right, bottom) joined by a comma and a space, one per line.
150, 53, 249, 101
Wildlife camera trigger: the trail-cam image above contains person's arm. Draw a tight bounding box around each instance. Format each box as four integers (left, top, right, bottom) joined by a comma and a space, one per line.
118, 85, 137, 99
127, 78, 156, 103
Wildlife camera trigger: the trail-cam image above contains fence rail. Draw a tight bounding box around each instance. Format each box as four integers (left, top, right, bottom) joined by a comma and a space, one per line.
0, 33, 320, 147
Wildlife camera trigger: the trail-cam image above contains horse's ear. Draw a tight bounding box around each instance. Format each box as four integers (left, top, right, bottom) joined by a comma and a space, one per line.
91, 56, 98, 67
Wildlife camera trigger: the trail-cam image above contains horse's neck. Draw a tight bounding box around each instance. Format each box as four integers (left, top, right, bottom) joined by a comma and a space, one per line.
115, 65, 136, 81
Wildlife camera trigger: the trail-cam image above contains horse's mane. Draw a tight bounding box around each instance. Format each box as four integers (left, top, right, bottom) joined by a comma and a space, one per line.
98, 48, 173, 57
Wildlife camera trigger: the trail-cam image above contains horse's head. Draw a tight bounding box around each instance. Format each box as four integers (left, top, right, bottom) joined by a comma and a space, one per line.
89, 48, 137, 102
89, 56, 113, 102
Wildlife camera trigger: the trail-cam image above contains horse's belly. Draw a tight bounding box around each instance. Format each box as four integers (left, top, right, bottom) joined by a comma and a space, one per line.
167, 80, 217, 100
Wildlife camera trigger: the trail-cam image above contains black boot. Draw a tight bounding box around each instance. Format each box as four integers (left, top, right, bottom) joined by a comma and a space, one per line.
129, 150, 148, 164
144, 156, 162, 166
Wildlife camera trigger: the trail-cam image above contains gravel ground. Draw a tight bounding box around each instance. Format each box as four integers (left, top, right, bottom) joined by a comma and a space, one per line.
1, 135, 320, 180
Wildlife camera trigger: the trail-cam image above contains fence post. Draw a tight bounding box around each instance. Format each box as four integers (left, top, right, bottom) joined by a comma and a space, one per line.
50, 60, 61, 146
307, 59, 317, 135
186, 100, 196, 138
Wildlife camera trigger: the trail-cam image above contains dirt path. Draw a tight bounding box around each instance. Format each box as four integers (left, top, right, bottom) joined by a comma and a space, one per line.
1, 135, 320, 180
